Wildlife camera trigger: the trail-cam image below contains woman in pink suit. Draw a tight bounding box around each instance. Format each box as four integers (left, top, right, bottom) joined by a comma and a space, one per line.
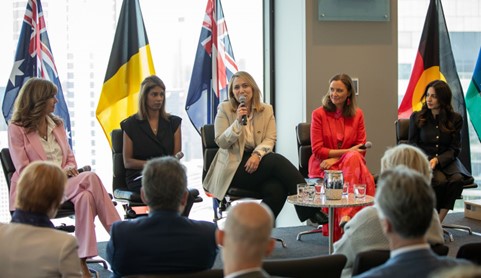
309, 73, 375, 242
8, 78, 121, 278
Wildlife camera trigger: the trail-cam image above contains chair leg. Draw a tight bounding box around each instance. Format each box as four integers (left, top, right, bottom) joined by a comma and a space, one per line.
443, 229, 454, 242
296, 226, 323, 241
443, 224, 473, 235
273, 237, 287, 248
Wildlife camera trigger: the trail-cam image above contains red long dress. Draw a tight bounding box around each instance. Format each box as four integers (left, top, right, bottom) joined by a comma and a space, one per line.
308, 107, 375, 242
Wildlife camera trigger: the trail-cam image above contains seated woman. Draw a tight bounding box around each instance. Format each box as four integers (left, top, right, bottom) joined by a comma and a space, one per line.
121, 75, 196, 216
1, 161, 82, 277
8, 77, 121, 278
309, 73, 376, 241
333, 144, 444, 278
408, 80, 473, 222
203, 71, 320, 222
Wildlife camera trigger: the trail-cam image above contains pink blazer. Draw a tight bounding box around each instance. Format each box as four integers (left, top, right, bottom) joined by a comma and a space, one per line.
8, 122, 76, 211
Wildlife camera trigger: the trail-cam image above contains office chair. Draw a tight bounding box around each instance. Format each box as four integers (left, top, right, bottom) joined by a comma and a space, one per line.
456, 242, 481, 265
262, 254, 347, 278
200, 124, 286, 248
395, 119, 477, 241
295, 122, 325, 240
110, 129, 202, 219
0, 148, 108, 272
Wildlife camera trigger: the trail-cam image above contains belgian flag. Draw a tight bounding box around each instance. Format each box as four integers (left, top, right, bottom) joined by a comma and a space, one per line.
96, 0, 155, 146
398, 0, 471, 171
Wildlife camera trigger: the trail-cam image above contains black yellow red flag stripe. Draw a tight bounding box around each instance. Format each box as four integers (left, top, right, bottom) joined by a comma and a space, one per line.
96, 0, 155, 146
398, 0, 471, 171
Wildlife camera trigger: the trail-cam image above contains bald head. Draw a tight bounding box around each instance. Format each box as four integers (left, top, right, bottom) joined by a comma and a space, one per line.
219, 202, 275, 273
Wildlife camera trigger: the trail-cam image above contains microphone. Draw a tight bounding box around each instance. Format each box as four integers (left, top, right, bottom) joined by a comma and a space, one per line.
239, 95, 247, 126
174, 151, 184, 160
359, 141, 372, 150
77, 165, 91, 173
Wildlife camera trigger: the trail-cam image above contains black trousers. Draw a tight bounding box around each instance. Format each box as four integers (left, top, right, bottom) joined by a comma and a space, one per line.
229, 152, 317, 220
432, 170, 464, 211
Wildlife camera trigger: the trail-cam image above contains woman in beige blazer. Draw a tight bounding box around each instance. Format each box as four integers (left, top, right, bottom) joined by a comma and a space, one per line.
203, 71, 319, 221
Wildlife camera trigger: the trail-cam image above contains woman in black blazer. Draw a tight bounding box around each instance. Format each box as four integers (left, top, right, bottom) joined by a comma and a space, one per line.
408, 80, 473, 222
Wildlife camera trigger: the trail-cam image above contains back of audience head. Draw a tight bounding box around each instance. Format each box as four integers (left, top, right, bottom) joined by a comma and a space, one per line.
429, 265, 481, 278
141, 156, 187, 212
15, 161, 67, 218
381, 144, 431, 180
219, 202, 275, 263
376, 166, 435, 239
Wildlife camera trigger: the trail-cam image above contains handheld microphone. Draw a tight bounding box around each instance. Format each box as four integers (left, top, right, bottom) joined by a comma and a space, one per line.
239, 95, 247, 126
77, 165, 91, 173
174, 151, 184, 160
359, 141, 372, 150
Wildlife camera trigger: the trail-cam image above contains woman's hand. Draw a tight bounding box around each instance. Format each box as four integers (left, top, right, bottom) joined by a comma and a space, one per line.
429, 157, 438, 169
64, 166, 79, 177
244, 154, 260, 174
236, 103, 248, 124
320, 158, 338, 170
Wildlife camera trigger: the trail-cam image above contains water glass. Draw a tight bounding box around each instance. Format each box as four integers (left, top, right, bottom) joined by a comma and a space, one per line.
297, 183, 308, 200
354, 184, 366, 199
342, 182, 349, 196
315, 181, 325, 195
305, 185, 316, 202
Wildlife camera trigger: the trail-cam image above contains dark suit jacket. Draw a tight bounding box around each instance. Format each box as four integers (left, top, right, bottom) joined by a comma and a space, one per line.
106, 210, 218, 278
233, 270, 272, 278
354, 248, 471, 278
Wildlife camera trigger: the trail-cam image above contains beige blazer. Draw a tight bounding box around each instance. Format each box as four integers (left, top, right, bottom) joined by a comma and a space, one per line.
203, 101, 276, 199
0, 222, 82, 277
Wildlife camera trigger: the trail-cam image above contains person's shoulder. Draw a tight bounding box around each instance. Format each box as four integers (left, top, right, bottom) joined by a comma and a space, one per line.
120, 114, 140, 129
168, 114, 182, 122
182, 218, 217, 234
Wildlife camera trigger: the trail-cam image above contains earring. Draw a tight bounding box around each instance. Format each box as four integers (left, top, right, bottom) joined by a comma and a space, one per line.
347, 98, 351, 106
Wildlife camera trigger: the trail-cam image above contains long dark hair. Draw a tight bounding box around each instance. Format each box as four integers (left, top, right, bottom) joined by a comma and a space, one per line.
321, 73, 357, 117
416, 80, 456, 133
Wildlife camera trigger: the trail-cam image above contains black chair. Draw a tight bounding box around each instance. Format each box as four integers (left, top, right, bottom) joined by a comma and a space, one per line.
395, 119, 477, 241
111, 129, 147, 218
295, 122, 325, 240
456, 242, 481, 265
200, 124, 286, 248
122, 269, 224, 278
0, 148, 108, 272
110, 129, 202, 219
262, 254, 347, 278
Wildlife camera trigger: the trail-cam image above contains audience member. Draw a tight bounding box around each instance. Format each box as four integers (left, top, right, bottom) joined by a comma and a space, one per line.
429, 265, 481, 278
334, 144, 444, 277
0, 161, 81, 277
408, 79, 473, 222
121, 75, 196, 216
354, 166, 470, 278
309, 73, 375, 241
8, 77, 120, 277
107, 157, 218, 277
217, 202, 275, 278
203, 71, 319, 222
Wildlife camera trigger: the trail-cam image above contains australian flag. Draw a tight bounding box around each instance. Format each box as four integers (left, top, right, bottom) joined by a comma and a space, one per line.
185, 0, 238, 134
3, 0, 72, 146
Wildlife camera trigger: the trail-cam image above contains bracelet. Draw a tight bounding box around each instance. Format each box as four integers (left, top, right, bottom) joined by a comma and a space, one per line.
252, 151, 262, 159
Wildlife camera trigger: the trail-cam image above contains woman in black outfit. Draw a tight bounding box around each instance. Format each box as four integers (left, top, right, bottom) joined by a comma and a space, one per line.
121, 75, 195, 216
408, 80, 473, 222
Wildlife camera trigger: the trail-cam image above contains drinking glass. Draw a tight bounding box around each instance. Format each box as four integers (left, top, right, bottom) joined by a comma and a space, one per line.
342, 182, 349, 196
354, 184, 366, 199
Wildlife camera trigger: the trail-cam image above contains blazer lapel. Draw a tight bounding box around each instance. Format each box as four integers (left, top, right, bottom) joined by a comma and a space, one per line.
138, 118, 160, 144
25, 131, 47, 161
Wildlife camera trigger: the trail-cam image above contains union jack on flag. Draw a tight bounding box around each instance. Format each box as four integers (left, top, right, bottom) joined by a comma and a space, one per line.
185, 0, 238, 133
3, 0, 72, 146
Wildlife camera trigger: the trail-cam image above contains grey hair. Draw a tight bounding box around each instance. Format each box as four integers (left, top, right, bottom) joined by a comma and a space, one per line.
141, 156, 187, 211
381, 144, 432, 181
376, 165, 435, 238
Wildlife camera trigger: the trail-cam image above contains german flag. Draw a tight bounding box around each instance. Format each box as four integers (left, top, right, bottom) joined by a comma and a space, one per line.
96, 0, 155, 146
398, 0, 471, 171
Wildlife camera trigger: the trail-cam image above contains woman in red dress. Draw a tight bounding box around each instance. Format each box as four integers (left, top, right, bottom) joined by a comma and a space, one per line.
309, 73, 375, 241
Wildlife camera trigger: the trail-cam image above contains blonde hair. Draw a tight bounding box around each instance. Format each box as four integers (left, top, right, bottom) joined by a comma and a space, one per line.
380, 144, 431, 181
321, 73, 358, 117
137, 75, 168, 121
228, 71, 264, 113
10, 78, 62, 132
15, 161, 67, 215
